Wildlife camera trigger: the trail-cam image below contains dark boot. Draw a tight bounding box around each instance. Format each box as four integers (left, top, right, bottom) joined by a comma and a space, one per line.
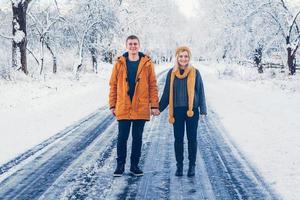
113, 163, 125, 177
175, 163, 183, 176
187, 165, 195, 177
130, 165, 144, 176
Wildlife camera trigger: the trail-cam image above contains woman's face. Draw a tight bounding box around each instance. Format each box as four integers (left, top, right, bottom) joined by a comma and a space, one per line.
177, 51, 189, 67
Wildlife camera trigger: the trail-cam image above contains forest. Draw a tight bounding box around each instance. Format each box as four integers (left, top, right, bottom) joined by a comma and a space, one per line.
0, 0, 300, 80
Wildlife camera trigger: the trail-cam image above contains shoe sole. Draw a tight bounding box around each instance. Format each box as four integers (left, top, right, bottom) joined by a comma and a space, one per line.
130, 171, 144, 177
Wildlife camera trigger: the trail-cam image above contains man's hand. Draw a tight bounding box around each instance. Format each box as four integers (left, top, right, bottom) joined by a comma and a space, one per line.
110, 108, 116, 116
151, 108, 160, 116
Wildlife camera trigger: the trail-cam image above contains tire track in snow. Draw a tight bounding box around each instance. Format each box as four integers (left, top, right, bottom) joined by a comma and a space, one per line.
38, 121, 118, 200
0, 106, 107, 177
198, 110, 280, 200
0, 109, 114, 200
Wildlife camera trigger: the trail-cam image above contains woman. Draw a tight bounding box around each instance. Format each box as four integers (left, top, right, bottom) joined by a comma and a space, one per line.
159, 46, 207, 177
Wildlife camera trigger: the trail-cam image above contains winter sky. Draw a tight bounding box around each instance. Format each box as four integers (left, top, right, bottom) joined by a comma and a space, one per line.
175, 0, 200, 18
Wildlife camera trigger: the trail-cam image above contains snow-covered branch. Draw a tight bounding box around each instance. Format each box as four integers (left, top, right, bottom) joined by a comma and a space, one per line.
288, 11, 300, 37
0, 32, 13, 40
26, 47, 40, 65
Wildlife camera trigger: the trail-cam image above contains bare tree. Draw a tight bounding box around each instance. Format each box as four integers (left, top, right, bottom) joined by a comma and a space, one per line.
28, 10, 64, 74
66, 0, 118, 79
257, 0, 300, 75
11, 0, 33, 75
199, 0, 300, 75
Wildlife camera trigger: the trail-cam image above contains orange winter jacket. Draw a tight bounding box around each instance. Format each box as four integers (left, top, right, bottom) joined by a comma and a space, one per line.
109, 52, 159, 120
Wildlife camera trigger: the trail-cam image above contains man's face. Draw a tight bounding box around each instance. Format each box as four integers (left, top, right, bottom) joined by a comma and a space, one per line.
126, 39, 140, 55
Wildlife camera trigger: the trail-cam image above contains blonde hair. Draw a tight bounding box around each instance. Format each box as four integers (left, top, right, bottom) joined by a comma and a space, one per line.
174, 46, 192, 71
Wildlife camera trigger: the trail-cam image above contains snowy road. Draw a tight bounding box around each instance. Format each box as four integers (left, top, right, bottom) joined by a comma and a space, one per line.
0, 72, 279, 200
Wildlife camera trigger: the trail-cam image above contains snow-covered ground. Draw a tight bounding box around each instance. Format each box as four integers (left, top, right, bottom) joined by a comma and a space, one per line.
0, 63, 113, 166
0, 60, 299, 199
199, 61, 300, 200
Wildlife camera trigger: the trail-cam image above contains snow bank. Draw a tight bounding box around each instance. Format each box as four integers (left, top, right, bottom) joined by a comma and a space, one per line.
0, 63, 112, 165
199, 61, 300, 200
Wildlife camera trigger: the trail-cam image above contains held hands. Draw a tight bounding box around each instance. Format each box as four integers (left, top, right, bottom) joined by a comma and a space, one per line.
151, 108, 160, 116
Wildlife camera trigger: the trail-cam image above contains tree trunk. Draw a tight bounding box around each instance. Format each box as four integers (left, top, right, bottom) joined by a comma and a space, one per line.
45, 41, 57, 73
12, 1, 29, 75
286, 36, 297, 75
40, 40, 44, 75
287, 45, 297, 75
89, 47, 98, 73
12, 41, 18, 69
254, 46, 263, 73
53, 56, 57, 74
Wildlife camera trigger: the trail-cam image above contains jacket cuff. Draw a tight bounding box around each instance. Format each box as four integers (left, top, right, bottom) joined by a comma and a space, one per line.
109, 106, 115, 109
151, 107, 159, 109
150, 102, 159, 108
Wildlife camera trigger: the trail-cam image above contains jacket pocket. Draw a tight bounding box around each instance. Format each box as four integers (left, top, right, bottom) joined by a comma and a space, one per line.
115, 102, 124, 116
137, 102, 150, 116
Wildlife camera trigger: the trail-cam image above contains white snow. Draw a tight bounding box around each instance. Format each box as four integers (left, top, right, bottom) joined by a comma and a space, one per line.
0, 60, 299, 200
199, 61, 300, 200
0, 63, 112, 165
13, 30, 25, 43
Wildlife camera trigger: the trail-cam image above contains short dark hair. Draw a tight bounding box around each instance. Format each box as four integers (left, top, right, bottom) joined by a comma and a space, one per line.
126, 35, 140, 43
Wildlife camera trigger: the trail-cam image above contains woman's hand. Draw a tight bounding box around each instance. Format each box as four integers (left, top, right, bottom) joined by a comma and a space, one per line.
200, 114, 206, 122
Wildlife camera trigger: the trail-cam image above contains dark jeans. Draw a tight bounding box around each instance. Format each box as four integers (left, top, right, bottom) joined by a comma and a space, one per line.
173, 107, 199, 167
117, 120, 146, 166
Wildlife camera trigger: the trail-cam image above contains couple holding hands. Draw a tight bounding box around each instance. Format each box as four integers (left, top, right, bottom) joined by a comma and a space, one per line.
109, 35, 207, 178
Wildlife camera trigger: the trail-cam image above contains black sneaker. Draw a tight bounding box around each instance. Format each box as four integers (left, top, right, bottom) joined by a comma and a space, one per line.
113, 164, 125, 177
175, 167, 183, 176
187, 165, 195, 177
130, 166, 144, 176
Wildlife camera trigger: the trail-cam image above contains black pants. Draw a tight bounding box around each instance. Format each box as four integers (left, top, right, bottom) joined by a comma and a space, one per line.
173, 107, 199, 167
117, 120, 146, 166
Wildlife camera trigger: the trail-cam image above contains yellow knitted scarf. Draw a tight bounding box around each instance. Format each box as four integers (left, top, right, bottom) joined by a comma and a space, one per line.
169, 66, 196, 124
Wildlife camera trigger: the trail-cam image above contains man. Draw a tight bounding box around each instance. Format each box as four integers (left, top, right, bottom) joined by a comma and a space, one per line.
109, 35, 160, 177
